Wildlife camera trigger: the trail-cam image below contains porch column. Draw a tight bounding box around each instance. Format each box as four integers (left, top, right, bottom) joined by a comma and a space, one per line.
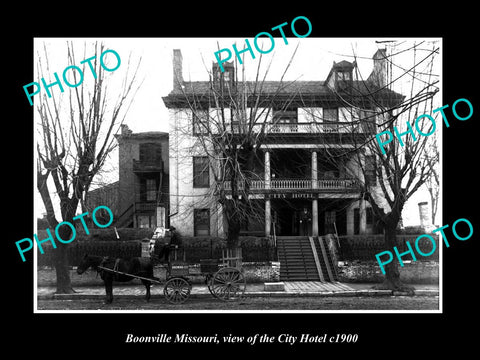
264, 150, 271, 236
311, 151, 318, 236
311, 151, 318, 187
360, 197, 367, 234
264, 150, 271, 189
312, 198, 318, 236
265, 197, 271, 236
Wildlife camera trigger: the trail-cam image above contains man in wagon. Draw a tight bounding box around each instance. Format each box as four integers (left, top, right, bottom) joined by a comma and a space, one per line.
152, 226, 182, 263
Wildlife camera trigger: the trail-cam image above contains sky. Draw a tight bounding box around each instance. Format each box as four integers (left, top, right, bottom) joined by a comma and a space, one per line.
34, 37, 396, 132
33, 37, 441, 225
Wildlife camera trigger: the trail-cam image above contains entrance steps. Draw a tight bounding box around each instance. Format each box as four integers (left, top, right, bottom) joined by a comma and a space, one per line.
277, 236, 338, 282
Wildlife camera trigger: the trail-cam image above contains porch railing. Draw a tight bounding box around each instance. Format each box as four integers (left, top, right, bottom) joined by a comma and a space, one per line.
224, 122, 374, 134
267, 122, 351, 134
220, 178, 360, 191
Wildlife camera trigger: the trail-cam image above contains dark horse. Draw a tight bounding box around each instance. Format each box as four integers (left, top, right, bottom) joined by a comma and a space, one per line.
77, 254, 157, 304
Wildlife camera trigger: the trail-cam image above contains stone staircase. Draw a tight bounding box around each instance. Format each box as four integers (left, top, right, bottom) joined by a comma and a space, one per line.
277, 236, 338, 282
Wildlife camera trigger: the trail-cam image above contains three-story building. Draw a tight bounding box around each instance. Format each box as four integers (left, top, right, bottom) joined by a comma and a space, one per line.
162, 48, 403, 238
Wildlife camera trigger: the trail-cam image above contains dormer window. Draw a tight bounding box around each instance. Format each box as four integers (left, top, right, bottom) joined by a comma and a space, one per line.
336, 71, 351, 81
326, 60, 355, 92
224, 70, 231, 83
212, 62, 235, 92
336, 70, 352, 91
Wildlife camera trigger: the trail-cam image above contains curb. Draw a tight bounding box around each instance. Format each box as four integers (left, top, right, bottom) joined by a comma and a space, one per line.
37, 289, 439, 300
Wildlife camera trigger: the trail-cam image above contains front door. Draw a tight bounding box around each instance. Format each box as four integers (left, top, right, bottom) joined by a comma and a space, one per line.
298, 207, 312, 236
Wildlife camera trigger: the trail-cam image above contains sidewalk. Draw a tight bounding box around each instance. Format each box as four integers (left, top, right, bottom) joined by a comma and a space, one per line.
37, 281, 439, 300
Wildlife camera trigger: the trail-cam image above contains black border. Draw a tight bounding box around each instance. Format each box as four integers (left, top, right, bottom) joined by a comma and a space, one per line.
6, 5, 478, 355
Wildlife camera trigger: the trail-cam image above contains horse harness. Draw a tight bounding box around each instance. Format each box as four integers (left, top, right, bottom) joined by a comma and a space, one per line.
97, 256, 121, 280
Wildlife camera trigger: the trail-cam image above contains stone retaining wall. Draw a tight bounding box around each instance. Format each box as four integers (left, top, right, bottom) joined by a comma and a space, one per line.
37, 260, 438, 286
336, 260, 439, 284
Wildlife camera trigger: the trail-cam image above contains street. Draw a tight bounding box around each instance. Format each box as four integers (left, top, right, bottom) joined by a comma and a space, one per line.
36, 295, 439, 311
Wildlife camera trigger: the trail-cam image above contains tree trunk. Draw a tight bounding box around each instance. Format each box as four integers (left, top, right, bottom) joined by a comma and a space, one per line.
224, 200, 241, 249
53, 207, 77, 294
37, 173, 74, 293
373, 215, 415, 293
53, 243, 75, 294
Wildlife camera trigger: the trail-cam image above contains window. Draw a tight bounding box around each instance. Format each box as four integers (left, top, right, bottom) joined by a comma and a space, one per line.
365, 155, 376, 185
223, 69, 235, 89
139, 177, 158, 202
272, 108, 298, 132
193, 156, 210, 188
213, 65, 235, 91
323, 108, 338, 132
336, 70, 352, 91
139, 143, 162, 164
194, 208, 210, 236
137, 215, 154, 228
336, 71, 351, 81
273, 108, 297, 123
318, 158, 342, 179
193, 109, 209, 135
323, 108, 338, 121
224, 70, 231, 83
146, 178, 157, 201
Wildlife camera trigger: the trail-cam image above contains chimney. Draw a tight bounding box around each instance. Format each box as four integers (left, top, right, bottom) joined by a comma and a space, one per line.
369, 48, 387, 88
418, 201, 431, 228
120, 124, 132, 136
173, 49, 184, 91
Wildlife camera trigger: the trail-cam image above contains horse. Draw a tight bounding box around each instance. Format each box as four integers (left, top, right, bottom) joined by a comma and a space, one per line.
77, 254, 157, 304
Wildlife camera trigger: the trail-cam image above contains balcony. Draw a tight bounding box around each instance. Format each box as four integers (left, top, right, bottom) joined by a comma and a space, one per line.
267, 122, 344, 134
224, 121, 375, 135
134, 201, 157, 213
218, 178, 360, 193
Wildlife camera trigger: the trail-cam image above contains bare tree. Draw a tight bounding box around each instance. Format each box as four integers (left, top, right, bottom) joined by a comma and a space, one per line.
325, 41, 440, 291
36, 41, 142, 293
170, 45, 300, 249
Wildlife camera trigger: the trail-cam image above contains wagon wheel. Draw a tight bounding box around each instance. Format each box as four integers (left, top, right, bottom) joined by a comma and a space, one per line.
164, 277, 192, 304
210, 267, 246, 301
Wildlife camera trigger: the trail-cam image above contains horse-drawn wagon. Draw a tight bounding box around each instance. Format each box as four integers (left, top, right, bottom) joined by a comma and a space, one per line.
154, 245, 246, 304
77, 237, 246, 305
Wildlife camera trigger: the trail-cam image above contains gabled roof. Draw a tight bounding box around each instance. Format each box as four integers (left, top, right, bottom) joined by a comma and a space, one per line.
332, 60, 355, 69
172, 80, 328, 95
162, 79, 404, 108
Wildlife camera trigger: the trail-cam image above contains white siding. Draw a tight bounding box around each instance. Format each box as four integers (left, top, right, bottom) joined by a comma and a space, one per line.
209, 107, 231, 124
338, 107, 351, 122
254, 107, 272, 123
